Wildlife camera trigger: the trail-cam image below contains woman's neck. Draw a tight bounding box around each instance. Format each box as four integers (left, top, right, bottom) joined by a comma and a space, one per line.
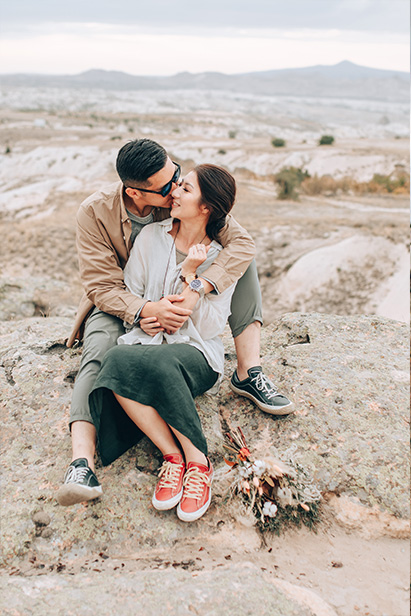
173, 219, 208, 252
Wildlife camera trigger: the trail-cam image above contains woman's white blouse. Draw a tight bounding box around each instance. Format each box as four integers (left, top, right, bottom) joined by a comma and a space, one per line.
119, 218, 235, 381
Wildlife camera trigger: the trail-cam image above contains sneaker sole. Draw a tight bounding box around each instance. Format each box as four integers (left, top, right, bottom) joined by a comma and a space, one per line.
152, 489, 183, 511
177, 492, 212, 523
57, 484, 103, 506
230, 382, 294, 415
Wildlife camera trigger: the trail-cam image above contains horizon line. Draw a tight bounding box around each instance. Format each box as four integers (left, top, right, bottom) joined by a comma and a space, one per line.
0, 60, 408, 78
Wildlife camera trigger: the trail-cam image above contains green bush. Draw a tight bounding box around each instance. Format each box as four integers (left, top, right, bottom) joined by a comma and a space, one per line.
318, 135, 335, 145
370, 173, 408, 193
218, 149, 227, 155
271, 138, 286, 148
228, 130, 237, 139
275, 167, 310, 200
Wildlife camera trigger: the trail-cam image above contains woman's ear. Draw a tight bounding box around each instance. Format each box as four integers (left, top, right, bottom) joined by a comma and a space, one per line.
200, 203, 210, 216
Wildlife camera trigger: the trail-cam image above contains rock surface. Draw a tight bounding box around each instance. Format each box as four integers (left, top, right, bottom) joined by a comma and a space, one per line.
1, 563, 338, 616
0, 312, 409, 615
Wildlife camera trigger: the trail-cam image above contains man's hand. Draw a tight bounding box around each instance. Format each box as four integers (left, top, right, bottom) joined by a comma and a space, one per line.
140, 295, 192, 333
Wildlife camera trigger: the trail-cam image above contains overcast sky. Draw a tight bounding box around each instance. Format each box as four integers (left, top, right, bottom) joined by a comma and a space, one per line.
0, 0, 409, 75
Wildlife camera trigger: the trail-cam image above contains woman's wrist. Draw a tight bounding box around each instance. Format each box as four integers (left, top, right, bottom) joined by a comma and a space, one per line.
180, 271, 198, 284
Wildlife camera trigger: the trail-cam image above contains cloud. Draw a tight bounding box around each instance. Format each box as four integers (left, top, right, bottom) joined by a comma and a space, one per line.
0, 26, 408, 75
1, 0, 409, 33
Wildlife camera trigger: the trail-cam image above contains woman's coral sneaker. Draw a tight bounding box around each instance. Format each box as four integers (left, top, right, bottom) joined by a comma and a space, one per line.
152, 453, 185, 510
177, 459, 213, 522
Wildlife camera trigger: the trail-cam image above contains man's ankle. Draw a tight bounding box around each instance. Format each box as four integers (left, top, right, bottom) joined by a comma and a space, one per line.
236, 365, 260, 381
71, 456, 95, 472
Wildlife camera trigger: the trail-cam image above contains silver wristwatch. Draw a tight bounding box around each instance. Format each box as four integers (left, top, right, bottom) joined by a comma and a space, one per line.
188, 278, 205, 298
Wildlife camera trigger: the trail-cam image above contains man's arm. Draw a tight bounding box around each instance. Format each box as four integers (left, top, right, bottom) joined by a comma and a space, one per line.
76, 207, 191, 326
200, 214, 255, 293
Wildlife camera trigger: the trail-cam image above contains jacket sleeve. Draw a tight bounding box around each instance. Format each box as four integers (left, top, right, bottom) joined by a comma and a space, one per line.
200, 214, 256, 293
76, 207, 145, 324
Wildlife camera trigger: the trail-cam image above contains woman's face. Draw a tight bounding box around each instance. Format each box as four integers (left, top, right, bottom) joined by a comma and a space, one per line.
171, 171, 209, 222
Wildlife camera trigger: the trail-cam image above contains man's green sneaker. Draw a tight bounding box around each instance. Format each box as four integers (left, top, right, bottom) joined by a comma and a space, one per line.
230, 366, 293, 415
57, 458, 102, 506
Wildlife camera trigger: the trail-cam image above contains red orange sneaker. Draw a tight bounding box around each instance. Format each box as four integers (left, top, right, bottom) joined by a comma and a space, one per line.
152, 453, 185, 511
177, 459, 213, 522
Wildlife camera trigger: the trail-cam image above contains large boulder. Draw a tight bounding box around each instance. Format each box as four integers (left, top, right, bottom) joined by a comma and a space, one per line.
0, 312, 408, 569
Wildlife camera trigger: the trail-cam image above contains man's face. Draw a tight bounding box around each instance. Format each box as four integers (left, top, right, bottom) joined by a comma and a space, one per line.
128, 158, 180, 209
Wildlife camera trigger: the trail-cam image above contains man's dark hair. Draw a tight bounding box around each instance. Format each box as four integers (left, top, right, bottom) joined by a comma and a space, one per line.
116, 139, 168, 186
194, 164, 236, 241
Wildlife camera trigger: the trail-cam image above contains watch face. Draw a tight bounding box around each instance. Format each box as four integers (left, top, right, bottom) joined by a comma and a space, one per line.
190, 279, 202, 291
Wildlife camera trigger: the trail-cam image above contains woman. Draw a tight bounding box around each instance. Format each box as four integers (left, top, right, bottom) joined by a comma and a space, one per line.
89, 164, 237, 522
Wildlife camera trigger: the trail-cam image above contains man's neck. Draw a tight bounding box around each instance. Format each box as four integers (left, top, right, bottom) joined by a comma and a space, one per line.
123, 191, 153, 218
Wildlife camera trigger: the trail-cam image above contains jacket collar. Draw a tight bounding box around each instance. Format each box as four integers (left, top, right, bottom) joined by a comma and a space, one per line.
118, 183, 129, 224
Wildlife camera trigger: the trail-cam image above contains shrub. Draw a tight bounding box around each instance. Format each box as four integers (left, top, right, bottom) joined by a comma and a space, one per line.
271, 138, 286, 148
299, 171, 409, 197
228, 130, 237, 139
218, 149, 226, 155
368, 172, 409, 194
275, 167, 310, 200
318, 135, 335, 146
300, 174, 338, 196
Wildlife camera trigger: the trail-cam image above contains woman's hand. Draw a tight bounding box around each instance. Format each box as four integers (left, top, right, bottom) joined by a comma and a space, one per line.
180, 244, 210, 277
139, 316, 164, 336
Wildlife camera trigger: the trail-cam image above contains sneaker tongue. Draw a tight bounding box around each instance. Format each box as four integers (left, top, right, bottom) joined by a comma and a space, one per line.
164, 453, 183, 464
247, 366, 263, 377
187, 461, 209, 473
71, 458, 89, 468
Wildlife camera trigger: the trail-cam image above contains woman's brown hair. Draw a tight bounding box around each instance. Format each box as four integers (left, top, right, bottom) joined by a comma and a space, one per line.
194, 164, 236, 241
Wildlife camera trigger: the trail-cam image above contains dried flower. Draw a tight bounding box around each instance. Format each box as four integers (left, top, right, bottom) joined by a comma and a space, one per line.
224, 427, 322, 534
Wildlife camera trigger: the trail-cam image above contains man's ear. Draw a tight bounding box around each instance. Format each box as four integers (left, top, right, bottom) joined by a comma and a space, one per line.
125, 187, 140, 200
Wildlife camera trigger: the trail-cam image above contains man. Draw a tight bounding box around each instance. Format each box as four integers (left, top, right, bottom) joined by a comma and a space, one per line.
57, 139, 292, 506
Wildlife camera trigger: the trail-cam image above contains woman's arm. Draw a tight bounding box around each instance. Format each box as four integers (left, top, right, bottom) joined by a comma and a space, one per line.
189, 285, 235, 339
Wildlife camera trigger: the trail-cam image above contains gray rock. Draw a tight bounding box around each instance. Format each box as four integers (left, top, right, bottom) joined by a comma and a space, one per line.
0, 563, 337, 616
0, 313, 408, 567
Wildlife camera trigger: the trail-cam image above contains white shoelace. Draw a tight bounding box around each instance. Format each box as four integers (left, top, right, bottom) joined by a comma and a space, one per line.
157, 460, 184, 489
65, 465, 89, 484
250, 372, 279, 400
182, 467, 211, 500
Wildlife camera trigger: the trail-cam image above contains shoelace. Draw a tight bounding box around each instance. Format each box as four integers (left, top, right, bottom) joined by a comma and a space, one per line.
65, 465, 89, 484
250, 372, 279, 400
182, 467, 211, 500
157, 460, 184, 489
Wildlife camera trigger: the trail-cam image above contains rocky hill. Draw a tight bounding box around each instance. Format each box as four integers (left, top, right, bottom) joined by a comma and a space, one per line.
1, 61, 408, 102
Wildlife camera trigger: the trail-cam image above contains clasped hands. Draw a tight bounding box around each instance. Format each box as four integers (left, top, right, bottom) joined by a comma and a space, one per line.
139, 244, 211, 336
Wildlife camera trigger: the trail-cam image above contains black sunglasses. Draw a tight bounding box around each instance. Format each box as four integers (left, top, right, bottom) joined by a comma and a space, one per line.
127, 162, 181, 198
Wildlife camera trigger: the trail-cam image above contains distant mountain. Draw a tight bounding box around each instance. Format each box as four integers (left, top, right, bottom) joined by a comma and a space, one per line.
0, 61, 408, 102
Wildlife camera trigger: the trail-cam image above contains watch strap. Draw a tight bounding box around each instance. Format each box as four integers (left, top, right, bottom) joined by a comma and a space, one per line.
180, 273, 198, 284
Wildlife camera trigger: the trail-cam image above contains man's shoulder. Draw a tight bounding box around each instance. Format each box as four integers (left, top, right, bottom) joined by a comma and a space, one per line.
80, 181, 122, 213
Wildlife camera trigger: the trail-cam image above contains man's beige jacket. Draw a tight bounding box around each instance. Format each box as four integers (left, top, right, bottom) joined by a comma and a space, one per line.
67, 182, 256, 348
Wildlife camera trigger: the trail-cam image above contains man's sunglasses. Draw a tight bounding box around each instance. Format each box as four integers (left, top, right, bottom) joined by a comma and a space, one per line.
127, 162, 181, 198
